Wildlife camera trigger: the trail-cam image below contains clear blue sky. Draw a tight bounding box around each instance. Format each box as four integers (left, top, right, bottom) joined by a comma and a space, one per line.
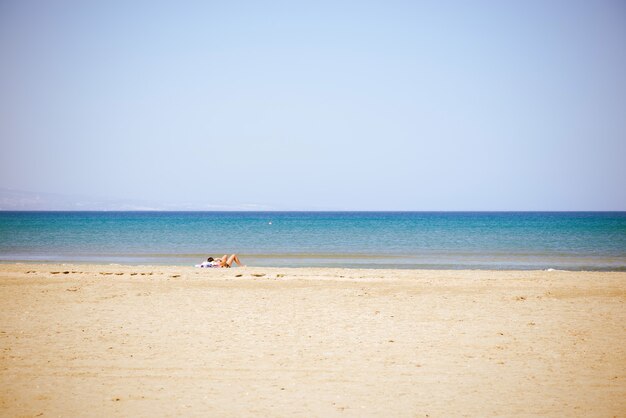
1, 0, 625, 210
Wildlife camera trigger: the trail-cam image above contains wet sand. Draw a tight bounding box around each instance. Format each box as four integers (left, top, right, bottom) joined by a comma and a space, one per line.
1, 263, 625, 417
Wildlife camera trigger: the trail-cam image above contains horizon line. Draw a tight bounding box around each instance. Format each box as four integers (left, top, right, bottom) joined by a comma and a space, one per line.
1, 210, 625, 213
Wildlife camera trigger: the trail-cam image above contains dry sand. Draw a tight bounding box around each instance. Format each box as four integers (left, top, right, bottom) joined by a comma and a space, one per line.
0, 263, 625, 417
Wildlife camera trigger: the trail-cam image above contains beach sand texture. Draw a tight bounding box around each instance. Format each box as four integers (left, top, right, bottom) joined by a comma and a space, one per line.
1, 264, 625, 417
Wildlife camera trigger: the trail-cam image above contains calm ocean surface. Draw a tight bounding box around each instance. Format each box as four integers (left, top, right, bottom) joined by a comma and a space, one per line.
0, 211, 625, 270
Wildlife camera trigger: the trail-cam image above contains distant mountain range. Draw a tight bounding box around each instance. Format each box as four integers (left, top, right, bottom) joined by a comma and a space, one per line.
0, 188, 271, 211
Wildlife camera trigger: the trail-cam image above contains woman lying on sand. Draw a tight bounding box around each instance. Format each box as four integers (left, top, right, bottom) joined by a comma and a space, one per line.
196, 254, 245, 268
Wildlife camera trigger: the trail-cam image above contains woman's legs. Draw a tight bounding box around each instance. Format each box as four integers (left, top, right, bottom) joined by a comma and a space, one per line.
225, 254, 244, 267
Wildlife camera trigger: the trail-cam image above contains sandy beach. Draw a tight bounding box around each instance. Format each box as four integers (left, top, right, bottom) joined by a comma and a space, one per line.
0, 264, 624, 417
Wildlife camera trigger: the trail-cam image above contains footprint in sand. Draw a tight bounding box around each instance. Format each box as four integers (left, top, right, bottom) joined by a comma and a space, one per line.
171, 275, 180, 278
51, 272, 60, 274
252, 274, 265, 277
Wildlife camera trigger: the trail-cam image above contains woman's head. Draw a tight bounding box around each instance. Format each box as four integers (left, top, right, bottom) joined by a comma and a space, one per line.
207, 257, 214, 262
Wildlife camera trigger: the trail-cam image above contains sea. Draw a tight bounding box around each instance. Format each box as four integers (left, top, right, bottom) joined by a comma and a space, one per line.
0, 211, 625, 271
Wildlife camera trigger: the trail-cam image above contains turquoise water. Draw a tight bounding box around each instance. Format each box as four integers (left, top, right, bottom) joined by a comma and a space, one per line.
0, 212, 625, 270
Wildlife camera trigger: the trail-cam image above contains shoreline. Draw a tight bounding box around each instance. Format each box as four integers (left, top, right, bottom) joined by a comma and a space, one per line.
2, 261, 626, 273
1, 263, 625, 416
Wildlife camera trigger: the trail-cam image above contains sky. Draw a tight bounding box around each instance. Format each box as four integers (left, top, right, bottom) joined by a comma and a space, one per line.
1, 0, 625, 210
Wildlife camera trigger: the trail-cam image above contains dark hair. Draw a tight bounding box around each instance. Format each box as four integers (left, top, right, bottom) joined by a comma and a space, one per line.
207, 257, 214, 262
